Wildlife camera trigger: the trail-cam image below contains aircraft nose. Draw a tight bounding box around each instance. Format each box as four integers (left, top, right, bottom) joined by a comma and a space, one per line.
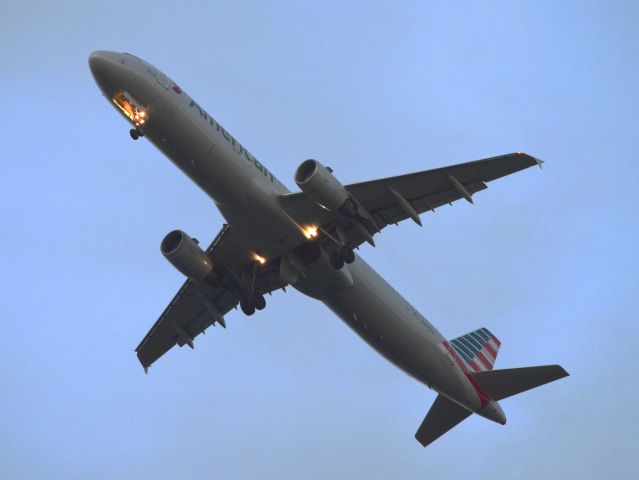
89, 51, 115, 77
89, 51, 124, 95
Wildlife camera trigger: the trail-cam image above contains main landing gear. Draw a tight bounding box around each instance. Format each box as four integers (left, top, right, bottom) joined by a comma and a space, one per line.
240, 293, 266, 316
330, 246, 355, 270
129, 127, 145, 140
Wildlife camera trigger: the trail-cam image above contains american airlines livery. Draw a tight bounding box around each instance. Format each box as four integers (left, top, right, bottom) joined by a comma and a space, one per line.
89, 51, 568, 447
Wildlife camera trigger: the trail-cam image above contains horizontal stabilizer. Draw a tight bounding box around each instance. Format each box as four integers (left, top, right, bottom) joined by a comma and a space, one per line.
415, 394, 472, 447
471, 365, 569, 401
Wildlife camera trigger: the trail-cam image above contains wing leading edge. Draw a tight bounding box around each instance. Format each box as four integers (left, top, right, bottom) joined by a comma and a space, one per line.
280, 152, 543, 250
135, 225, 286, 371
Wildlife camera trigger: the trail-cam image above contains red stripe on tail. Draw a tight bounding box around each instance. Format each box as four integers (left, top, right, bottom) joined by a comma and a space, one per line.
476, 351, 492, 370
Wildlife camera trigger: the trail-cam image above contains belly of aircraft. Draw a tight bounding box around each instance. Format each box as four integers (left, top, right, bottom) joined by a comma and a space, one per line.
291, 254, 480, 410
298, 256, 436, 381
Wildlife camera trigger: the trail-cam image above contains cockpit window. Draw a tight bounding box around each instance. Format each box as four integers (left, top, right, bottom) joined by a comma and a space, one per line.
123, 52, 156, 75
123, 52, 142, 61
157, 70, 171, 89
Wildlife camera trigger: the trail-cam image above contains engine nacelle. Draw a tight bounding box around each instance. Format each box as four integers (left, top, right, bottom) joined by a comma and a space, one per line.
295, 159, 348, 212
161, 230, 214, 281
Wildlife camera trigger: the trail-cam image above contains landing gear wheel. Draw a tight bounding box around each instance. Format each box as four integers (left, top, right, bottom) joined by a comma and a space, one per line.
330, 253, 344, 270
129, 128, 139, 140
340, 246, 355, 264
253, 294, 266, 311
240, 300, 255, 316
137, 128, 145, 137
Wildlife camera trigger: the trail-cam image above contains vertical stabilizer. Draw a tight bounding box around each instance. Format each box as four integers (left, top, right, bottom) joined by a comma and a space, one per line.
450, 327, 501, 371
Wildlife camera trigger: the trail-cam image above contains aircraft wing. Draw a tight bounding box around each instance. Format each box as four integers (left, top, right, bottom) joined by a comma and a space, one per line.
135, 224, 285, 371
280, 152, 542, 250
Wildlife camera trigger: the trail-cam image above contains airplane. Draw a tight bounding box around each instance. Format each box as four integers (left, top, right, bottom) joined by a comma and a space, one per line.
89, 50, 568, 447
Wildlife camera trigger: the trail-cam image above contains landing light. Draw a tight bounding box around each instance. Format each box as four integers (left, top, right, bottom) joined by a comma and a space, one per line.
253, 253, 267, 265
133, 108, 147, 127
303, 225, 318, 239
113, 91, 148, 128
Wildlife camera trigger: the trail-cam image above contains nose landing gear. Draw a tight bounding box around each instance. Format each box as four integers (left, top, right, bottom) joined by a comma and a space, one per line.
112, 91, 148, 141
129, 127, 145, 141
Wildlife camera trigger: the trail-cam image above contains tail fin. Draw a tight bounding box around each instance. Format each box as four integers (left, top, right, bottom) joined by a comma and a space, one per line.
471, 365, 569, 401
415, 394, 472, 447
450, 327, 500, 372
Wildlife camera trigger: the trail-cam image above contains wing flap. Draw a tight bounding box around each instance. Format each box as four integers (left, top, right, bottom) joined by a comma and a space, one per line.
372, 179, 487, 228
280, 153, 541, 250
346, 152, 538, 207
135, 280, 237, 369
135, 224, 286, 371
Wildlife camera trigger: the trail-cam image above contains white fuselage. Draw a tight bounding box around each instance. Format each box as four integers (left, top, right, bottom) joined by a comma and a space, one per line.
89, 51, 503, 421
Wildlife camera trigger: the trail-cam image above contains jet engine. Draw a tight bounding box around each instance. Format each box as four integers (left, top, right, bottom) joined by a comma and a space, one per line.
161, 230, 214, 281
295, 159, 351, 212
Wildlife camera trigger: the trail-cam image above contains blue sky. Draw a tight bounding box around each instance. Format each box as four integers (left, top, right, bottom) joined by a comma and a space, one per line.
1, 1, 638, 478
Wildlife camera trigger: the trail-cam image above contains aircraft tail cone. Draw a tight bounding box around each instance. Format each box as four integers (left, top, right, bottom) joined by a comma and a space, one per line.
478, 400, 507, 425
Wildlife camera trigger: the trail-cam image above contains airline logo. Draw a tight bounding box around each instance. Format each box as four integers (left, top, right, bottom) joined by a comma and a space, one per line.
449, 328, 501, 372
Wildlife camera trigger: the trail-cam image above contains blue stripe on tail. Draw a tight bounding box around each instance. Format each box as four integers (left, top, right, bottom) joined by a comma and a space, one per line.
449, 327, 501, 371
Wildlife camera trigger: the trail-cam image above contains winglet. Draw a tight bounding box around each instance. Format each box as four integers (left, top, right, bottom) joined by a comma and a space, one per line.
517, 151, 544, 169
143, 365, 149, 374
